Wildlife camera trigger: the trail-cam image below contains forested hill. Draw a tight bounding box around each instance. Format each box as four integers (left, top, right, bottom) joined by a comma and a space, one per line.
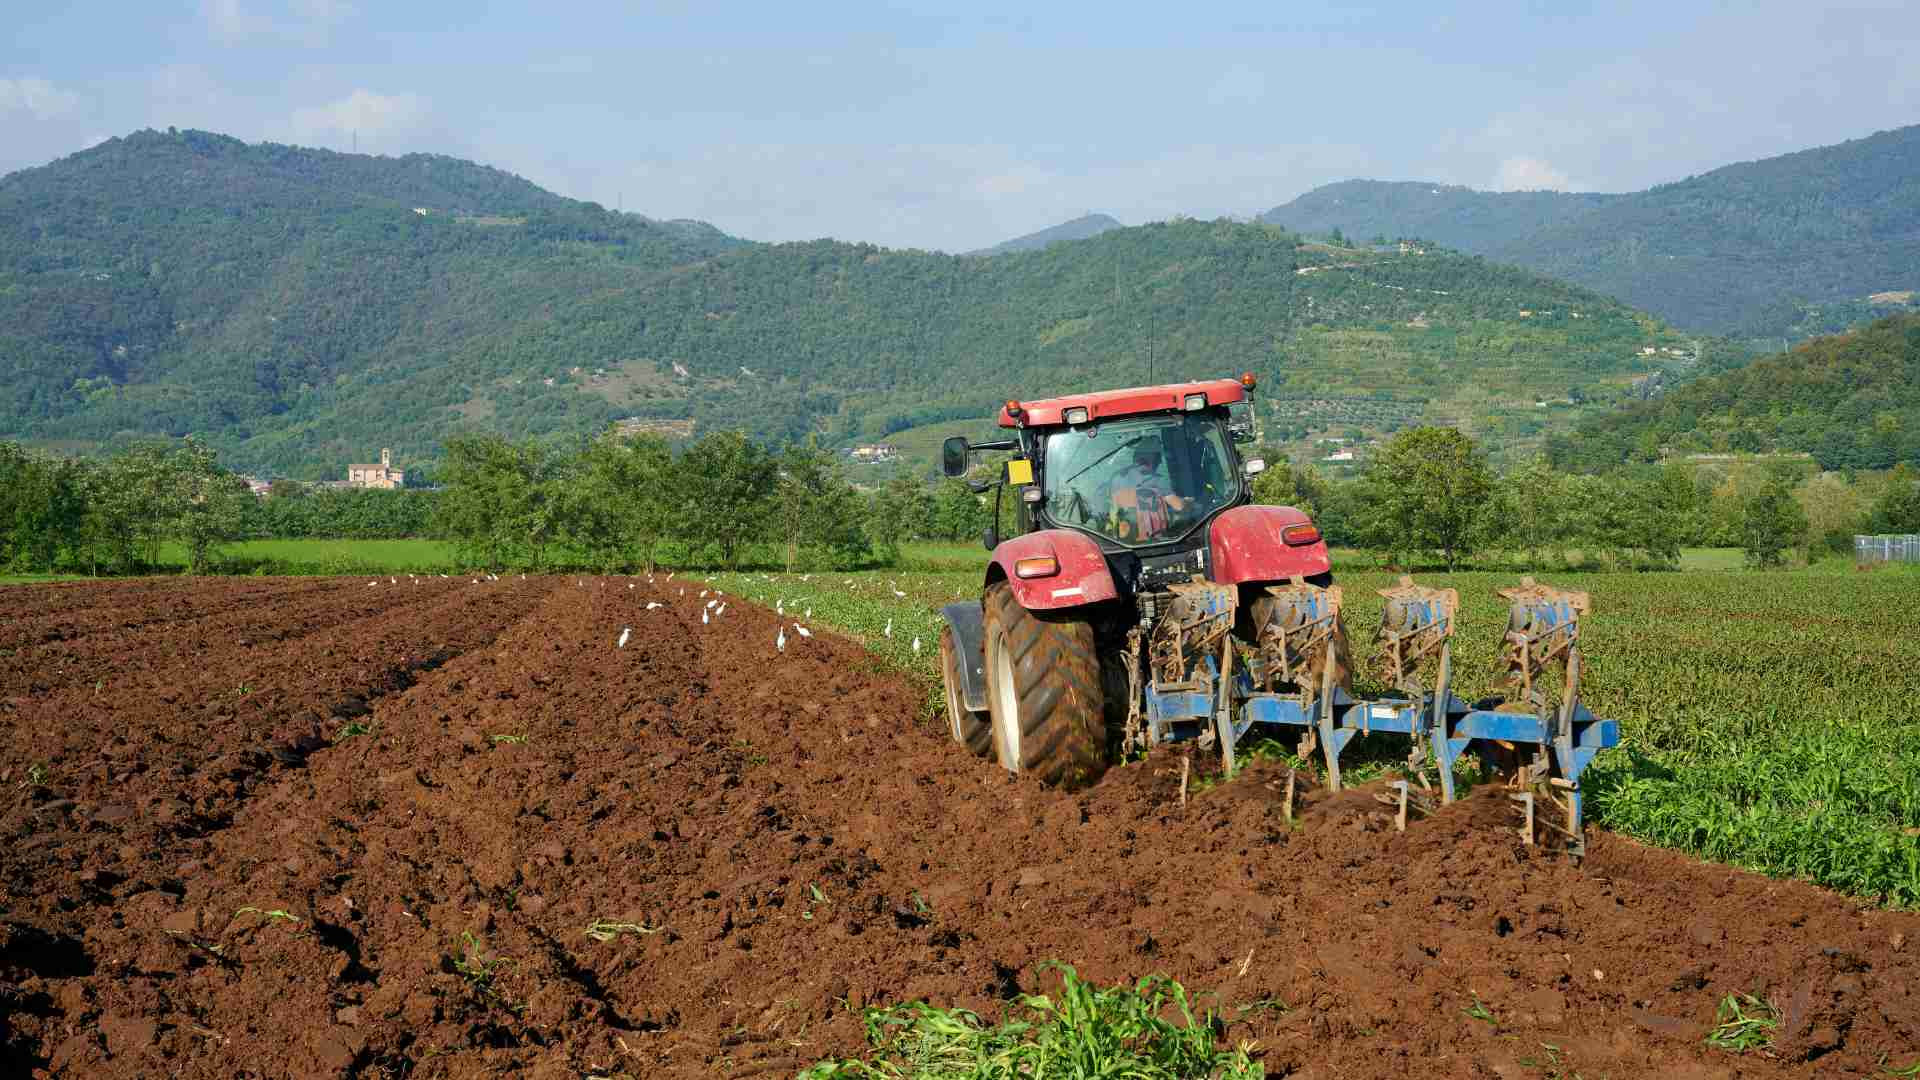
1260, 182, 1617, 254
1548, 312, 1920, 473
1263, 125, 1920, 338
2, 130, 1692, 477
970, 213, 1123, 254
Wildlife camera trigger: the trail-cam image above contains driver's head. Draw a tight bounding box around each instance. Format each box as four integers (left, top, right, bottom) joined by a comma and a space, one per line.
1132, 445, 1162, 471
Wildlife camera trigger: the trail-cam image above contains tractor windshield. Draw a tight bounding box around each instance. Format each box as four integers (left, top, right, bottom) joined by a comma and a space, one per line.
1041, 413, 1238, 545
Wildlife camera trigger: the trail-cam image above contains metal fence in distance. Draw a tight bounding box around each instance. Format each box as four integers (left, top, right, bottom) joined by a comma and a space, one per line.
1855, 534, 1920, 564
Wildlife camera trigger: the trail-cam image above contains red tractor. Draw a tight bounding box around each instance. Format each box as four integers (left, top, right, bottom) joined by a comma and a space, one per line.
936, 374, 1616, 853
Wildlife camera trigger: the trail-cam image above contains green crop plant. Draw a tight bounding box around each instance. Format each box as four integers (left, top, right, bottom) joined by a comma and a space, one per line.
236, 906, 302, 925
448, 930, 520, 1013
583, 920, 663, 942
489, 733, 529, 745
1703, 993, 1779, 1053
1461, 993, 1498, 1026
800, 962, 1261, 1079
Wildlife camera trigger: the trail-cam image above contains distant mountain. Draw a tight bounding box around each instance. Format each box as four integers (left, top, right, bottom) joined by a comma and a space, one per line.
1264, 125, 1920, 337
971, 213, 1123, 255
0, 130, 1695, 476
1548, 312, 1920, 473
1262, 182, 1618, 253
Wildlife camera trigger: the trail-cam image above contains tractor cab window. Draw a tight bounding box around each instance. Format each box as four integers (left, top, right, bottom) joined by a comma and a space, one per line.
1041, 413, 1237, 545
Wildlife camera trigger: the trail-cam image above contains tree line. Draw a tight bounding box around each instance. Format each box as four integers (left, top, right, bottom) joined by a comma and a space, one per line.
9, 425, 1917, 577
1268, 427, 1920, 570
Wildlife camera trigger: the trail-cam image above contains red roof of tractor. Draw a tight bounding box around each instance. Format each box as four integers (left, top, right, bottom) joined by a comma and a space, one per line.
998, 377, 1249, 428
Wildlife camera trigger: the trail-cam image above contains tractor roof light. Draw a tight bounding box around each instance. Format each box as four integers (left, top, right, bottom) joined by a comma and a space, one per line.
1063, 406, 1089, 425
1013, 555, 1059, 578
1183, 393, 1208, 411
1020, 487, 1042, 503
1005, 399, 1023, 418
1240, 371, 1257, 390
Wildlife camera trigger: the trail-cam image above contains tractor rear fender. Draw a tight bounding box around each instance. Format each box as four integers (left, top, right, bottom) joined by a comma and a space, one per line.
1206, 504, 1333, 584
987, 529, 1121, 611
939, 601, 990, 713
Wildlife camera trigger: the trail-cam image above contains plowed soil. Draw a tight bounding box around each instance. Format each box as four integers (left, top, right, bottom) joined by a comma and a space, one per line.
1, 576, 1915, 1079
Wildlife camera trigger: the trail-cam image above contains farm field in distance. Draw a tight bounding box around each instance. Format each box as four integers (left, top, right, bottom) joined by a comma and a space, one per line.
2, 570, 1916, 1078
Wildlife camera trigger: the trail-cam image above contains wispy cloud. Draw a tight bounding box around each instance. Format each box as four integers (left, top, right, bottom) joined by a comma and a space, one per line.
0, 76, 81, 118
1492, 155, 1574, 192
291, 90, 429, 143
203, 0, 354, 44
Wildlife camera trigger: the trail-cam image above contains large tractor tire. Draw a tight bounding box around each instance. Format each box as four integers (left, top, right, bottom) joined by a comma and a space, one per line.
982, 582, 1108, 789
939, 624, 993, 758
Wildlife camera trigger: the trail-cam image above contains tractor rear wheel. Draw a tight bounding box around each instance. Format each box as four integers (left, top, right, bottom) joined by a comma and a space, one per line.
983, 582, 1108, 789
940, 624, 992, 758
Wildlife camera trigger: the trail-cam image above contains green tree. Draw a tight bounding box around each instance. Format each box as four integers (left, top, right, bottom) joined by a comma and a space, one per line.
675, 431, 777, 569
1863, 464, 1920, 533
1741, 478, 1809, 568
167, 438, 253, 574
1358, 426, 1493, 569
434, 434, 552, 570
774, 444, 871, 571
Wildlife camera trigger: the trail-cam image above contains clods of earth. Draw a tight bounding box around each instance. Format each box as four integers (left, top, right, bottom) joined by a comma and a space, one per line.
0, 576, 1915, 1077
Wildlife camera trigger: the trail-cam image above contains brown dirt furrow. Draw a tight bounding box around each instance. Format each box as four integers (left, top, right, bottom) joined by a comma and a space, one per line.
0, 578, 355, 648
0, 576, 460, 696
0, 577, 560, 1074
1, 577, 1916, 1080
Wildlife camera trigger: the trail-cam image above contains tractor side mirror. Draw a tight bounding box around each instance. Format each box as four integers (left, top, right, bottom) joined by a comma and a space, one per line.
982, 526, 999, 551
941, 436, 971, 478
1243, 458, 1267, 477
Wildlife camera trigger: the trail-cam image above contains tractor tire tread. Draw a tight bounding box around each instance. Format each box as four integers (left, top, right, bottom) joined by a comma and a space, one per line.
985, 582, 1107, 789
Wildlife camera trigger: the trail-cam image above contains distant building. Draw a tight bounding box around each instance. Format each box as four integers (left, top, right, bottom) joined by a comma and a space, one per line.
849, 443, 898, 463
347, 448, 405, 490
1321, 450, 1356, 462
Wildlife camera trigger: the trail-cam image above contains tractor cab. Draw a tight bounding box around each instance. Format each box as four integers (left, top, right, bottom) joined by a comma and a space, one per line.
941, 376, 1266, 560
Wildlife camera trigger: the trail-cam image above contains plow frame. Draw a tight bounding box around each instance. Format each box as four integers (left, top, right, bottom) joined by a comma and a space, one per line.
1141, 576, 1619, 856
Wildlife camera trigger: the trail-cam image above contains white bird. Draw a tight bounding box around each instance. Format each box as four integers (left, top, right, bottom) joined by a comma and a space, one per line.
884, 618, 893, 638
702, 609, 710, 625
646, 601, 663, 610
617, 627, 631, 648
389, 577, 396, 584
795, 624, 812, 638
912, 636, 922, 654
777, 627, 787, 652
629, 583, 635, 590
706, 599, 718, 609
679, 588, 685, 596
368, 580, 378, 587
699, 589, 709, 598
716, 602, 726, 616
776, 599, 785, 615
801, 574, 811, 581
805, 608, 812, 619
893, 589, 906, 599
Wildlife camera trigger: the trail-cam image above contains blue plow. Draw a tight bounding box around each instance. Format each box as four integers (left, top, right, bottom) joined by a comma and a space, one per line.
1143, 576, 1618, 857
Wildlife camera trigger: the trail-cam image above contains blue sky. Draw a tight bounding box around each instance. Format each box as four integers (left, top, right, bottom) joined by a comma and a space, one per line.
4, 1, 1917, 250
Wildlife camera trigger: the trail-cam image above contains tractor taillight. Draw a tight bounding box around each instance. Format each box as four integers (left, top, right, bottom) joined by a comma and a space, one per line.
1014, 555, 1059, 578
1282, 523, 1321, 546
1183, 393, 1207, 411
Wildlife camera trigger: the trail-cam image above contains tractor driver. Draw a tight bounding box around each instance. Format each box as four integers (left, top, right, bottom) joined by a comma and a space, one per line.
1108, 442, 1189, 541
